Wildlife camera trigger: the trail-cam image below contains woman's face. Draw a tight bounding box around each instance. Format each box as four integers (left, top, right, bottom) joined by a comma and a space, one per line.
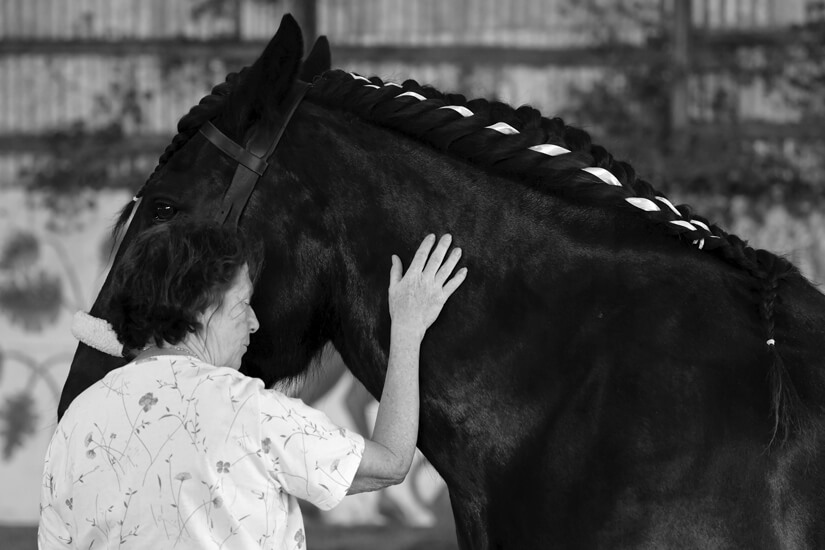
197, 264, 259, 370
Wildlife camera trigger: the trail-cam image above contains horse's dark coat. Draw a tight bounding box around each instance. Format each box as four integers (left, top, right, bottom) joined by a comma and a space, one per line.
59, 15, 825, 549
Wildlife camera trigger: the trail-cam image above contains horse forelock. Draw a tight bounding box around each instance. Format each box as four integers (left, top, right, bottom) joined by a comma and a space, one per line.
305, 68, 810, 446
111, 199, 136, 244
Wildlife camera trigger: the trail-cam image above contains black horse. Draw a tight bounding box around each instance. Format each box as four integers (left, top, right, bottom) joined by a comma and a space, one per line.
59, 16, 825, 549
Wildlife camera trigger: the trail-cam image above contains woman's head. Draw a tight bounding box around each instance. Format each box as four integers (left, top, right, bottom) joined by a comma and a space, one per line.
105, 218, 262, 367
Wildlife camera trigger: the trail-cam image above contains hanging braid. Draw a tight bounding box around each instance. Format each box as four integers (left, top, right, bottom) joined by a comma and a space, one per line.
756, 250, 802, 446
307, 69, 807, 444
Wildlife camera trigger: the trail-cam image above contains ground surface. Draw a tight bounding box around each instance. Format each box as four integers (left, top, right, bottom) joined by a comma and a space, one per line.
3, 519, 459, 550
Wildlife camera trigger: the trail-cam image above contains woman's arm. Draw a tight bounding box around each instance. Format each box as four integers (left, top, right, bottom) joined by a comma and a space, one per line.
349, 233, 466, 494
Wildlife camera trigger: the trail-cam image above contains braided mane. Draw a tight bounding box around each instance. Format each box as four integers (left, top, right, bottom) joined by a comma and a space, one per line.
307, 69, 806, 444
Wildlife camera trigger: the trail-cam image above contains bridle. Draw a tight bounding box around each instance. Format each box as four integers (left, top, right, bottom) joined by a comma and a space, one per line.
199, 80, 310, 226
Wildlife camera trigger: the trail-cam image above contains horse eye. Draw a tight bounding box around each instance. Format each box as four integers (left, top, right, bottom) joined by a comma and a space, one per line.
153, 202, 177, 222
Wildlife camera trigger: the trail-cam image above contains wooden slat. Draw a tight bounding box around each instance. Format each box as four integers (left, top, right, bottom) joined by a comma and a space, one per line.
334, 44, 666, 67
0, 39, 669, 68
0, 133, 171, 154
0, 39, 267, 60
690, 121, 825, 141
697, 27, 820, 47
0, 28, 814, 67
670, 0, 691, 153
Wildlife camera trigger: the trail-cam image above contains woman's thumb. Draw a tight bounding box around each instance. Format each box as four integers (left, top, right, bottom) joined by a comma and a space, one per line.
390, 255, 402, 286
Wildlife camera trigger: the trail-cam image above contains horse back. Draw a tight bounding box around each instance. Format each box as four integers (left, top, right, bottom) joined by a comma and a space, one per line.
458, 235, 825, 549
766, 275, 825, 548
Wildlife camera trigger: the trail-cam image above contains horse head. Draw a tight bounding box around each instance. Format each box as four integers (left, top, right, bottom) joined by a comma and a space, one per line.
60, 15, 334, 417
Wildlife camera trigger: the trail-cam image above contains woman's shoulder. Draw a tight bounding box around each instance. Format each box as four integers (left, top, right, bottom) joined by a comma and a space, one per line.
88, 355, 258, 398
143, 355, 263, 386
65, 355, 263, 419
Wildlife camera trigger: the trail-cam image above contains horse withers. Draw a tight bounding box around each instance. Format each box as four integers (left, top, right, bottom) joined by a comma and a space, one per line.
59, 15, 825, 549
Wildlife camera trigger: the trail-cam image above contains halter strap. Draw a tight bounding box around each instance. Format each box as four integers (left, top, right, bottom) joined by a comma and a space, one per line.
199, 81, 310, 226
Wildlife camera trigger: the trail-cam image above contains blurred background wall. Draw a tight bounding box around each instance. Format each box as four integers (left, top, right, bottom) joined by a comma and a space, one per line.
0, 0, 823, 546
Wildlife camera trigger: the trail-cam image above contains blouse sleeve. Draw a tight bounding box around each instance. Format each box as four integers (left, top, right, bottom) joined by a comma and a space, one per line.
38, 504, 73, 550
257, 388, 365, 510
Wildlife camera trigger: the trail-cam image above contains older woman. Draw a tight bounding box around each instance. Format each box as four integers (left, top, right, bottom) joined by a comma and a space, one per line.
39, 219, 466, 549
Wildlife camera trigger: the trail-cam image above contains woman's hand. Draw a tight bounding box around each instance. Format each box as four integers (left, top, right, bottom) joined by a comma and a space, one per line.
349, 233, 467, 495
389, 234, 467, 338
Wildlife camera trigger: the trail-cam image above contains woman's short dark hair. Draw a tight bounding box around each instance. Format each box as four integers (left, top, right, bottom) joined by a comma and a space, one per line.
105, 218, 263, 352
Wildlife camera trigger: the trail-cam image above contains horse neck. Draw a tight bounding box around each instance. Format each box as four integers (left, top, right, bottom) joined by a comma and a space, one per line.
294, 111, 542, 383
291, 106, 759, 494
290, 109, 601, 480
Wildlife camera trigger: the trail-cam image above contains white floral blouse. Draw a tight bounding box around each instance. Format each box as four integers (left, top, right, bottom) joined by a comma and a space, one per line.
39, 355, 364, 549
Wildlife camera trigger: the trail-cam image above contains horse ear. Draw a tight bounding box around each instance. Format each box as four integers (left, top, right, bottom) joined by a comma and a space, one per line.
229, 13, 303, 124
299, 36, 331, 82
258, 14, 304, 103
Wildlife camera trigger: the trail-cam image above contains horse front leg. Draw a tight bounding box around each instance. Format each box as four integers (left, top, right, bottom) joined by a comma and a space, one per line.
449, 490, 493, 550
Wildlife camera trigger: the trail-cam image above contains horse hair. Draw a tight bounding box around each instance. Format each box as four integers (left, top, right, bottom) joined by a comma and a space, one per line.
114, 66, 807, 446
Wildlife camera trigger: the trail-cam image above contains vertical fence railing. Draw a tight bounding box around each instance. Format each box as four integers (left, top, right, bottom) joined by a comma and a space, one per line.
694, 0, 770, 28
318, 0, 658, 47
692, 0, 809, 28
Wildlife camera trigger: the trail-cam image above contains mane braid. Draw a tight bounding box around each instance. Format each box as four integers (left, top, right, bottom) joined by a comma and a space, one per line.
307, 69, 808, 446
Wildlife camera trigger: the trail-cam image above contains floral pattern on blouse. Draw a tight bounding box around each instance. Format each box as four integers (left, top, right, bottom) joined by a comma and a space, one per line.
38, 355, 364, 549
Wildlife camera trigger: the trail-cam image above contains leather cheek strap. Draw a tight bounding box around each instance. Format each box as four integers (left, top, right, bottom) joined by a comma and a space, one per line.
199, 81, 310, 227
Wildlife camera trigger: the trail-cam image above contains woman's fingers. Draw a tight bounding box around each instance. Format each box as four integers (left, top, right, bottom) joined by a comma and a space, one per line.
389, 255, 403, 288
423, 234, 452, 278
388, 233, 468, 331
442, 267, 468, 299
409, 234, 436, 273
435, 247, 462, 285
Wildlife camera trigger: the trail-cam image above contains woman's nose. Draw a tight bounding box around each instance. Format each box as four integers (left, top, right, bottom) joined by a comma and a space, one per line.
249, 308, 260, 333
